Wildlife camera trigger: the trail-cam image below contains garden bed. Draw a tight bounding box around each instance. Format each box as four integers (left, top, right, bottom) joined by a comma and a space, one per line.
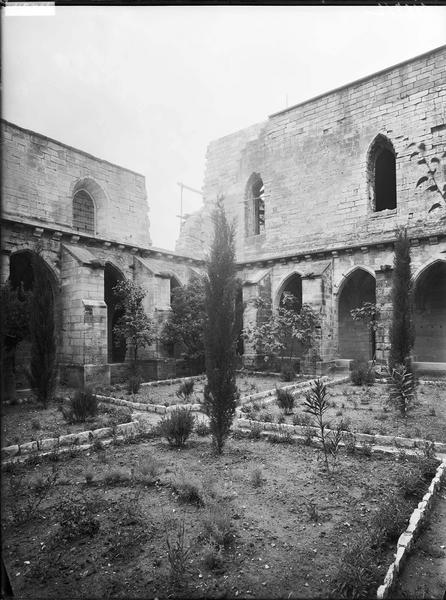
106, 373, 314, 407
1, 433, 438, 599
1, 399, 133, 448
240, 380, 446, 444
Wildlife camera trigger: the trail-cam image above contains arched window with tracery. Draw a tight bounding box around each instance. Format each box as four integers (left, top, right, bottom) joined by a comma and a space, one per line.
245, 173, 265, 235
73, 189, 95, 234
368, 135, 397, 212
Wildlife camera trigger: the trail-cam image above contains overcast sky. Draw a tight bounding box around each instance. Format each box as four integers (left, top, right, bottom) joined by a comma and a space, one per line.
3, 5, 446, 250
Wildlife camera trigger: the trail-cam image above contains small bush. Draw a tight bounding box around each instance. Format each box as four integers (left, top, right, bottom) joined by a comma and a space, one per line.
259, 411, 273, 423
85, 471, 94, 485
63, 387, 98, 423
247, 423, 263, 440
280, 365, 295, 382
158, 408, 195, 448
173, 477, 204, 507
195, 420, 210, 437
250, 468, 263, 488
31, 419, 41, 431
103, 468, 131, 486
136, 456, 159, 485
202, 545, 224, 571
176, 379, 195, 402
127, 374, 142, 395
350, 360, 375, 386
276, 388, 295, 414
268, 427, 294, 445
293, 413, 312, 426
344, 432, 357, 456
202, 502, 234, 549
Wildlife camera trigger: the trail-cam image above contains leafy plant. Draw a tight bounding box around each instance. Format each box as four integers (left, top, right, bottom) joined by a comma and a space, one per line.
276, 387, 295, 414
195, 420, 210, 437
127, 373, 142, 394
350, 301, 379, 362
388, 363, 416, 417
250, 468, 264, 488
350, 359, 375, 386
176, 379, 194, 402
409, 141, 446, 213
63, 387, 98, 423
158, 407, 195, 448
202, 502, 234, 549
135, 455, 159, 485
303, 379, 331, 471
172, 477, 205, 507
113, 279, 154, 374
280, 365, 296, 381
202, 199, 239, 454
160, 274, 206, 374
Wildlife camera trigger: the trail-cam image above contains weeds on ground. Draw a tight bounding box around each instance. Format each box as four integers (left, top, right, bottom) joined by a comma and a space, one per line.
195, 420, 210, 437
135, 455, 160, 485
350, 360, 375, 386
127, 373, 142, 395
247, 423, 263, 440
8, 465, 60, 524
164, 519, 191, 587
103, 468, 131, 485
172, 476, 205, 506
202, 501, 234, 549
58, 495, 101, 540
267, 426, 294, 445
202, 544, 224, 571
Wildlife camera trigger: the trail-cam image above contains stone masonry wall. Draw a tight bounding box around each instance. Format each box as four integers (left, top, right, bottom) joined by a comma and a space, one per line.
178, 46, 446, 262
2, 121, 151, 248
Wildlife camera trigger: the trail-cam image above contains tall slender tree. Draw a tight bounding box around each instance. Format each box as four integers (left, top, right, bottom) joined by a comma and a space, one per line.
27, 254, 57, 407
389, 228, 414, 369
202, 199, 238, 454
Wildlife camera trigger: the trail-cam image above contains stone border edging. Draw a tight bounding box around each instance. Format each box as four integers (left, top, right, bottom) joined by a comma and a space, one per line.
140, 374, 206, 388
376, 456, 446, 599
233, 418, 446, 455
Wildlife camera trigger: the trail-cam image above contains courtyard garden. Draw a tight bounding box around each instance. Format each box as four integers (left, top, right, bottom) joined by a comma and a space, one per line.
1, 429, 440, 599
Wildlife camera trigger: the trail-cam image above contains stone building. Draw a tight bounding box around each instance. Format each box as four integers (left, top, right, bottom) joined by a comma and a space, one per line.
1, 120, 205, 388
176, 45, 446, 373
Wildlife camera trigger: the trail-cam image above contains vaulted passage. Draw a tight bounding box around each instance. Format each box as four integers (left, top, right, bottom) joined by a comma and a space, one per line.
104, 264, 126, 363
279, 274, 303, 361
414, 262, 446, 362
338, 269, 376, 360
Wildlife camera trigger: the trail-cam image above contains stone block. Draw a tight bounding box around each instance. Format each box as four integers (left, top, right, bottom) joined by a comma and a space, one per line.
1, 445, 19, 459
39, 438, 59, 452
397, 531, 413, 551
19, 441, 38, 454
392, 436, 415, 448
115, 422, 138, 437
92, 427, 113, 440
60, 431, 92, 446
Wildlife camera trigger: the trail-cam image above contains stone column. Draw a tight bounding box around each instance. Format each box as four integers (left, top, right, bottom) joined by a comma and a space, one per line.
375, 267, 393, 364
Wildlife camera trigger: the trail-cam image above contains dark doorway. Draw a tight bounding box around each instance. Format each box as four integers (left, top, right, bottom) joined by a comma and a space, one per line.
414, 262, 446, 362
104, 264, 126, 363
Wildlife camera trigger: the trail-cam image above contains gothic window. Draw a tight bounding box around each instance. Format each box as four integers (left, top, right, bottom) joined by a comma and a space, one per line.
73, 189, 95, 234
368, 136, 397, 212
246, 173, 265, 235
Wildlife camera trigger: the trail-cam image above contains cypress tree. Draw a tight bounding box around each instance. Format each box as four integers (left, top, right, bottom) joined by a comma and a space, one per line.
27, 254, 57, 407
202, 199, 238, 454
389, 228, 414, 369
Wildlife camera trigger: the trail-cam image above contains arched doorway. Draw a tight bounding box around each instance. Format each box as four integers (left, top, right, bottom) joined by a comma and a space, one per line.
414, 261, 446, 362
8, 250, 58, 389
338, 269, 376, 360
277, 273, 303, 361
104, 264, 126, 363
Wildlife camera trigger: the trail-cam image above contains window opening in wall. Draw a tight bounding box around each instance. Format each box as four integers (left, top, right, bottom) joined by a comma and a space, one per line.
253, 179, 265, 235
369, 136, 397, 212
73, 189, 95, 234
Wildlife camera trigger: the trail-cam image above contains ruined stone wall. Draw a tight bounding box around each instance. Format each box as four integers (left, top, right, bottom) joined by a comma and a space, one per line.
2, 120, 151, 248
178, 46, 446, 262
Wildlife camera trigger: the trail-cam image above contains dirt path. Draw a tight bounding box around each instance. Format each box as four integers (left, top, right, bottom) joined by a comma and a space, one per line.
395, 459, 446, 600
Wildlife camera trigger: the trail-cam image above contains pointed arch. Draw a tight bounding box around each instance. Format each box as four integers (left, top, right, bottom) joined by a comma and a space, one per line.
245, 172, 265, 236
104, 262, 127, 363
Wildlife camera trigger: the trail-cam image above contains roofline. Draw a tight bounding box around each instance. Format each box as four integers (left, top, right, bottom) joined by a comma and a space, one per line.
1, 119, 145, 179
269, 44, 446, 119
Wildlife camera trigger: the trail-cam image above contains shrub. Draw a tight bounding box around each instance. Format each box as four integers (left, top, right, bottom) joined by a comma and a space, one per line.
104, 468, 131, 485
268, 426, 294, 445
371, 492, 412, 545
247, 423, 263, 440
202, 545, 224, 571
127, 374, 142, 395
280, 365, 295, 382
276, 387, 295, 414
172, 477, 204, 507
259, 411, 273, 423
250, 468, 263, 488
85, 471, 94, 485
195, 420, 210, 437
158, 407, 195, 448
202, 502, 234, 549
293, 413, 312, 426
63, 387, 98, 423
176, 379, 194, 402
350, 360, 375, 386
136, 456, 159, 485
